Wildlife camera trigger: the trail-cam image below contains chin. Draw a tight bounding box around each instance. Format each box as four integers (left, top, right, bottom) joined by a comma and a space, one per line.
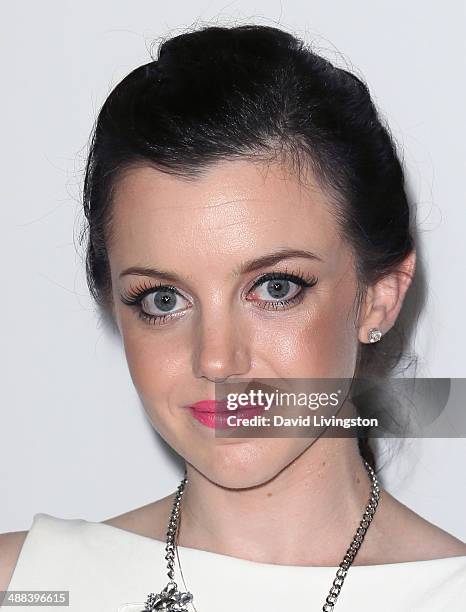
190, 439, 308, 490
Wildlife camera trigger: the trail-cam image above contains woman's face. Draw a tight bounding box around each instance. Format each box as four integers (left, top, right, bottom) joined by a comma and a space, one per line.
108, 159, 364, 488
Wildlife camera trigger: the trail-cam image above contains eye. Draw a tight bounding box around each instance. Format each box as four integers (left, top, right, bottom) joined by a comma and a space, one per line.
252, 277, 300, 301
246, 270, 318, 311
140, 287, 189, 317
120, 281, 191, 325
120, 268, 318, 326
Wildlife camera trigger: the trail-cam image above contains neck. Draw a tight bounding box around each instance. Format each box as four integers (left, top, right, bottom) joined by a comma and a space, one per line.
179, 438, 381, 567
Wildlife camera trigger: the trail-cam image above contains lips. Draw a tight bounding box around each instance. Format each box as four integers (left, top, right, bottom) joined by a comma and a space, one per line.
187, 399, 231, 413
186, 399, 265, 429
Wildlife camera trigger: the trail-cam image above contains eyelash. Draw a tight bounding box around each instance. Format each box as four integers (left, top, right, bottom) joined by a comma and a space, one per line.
119, 267, 318, 326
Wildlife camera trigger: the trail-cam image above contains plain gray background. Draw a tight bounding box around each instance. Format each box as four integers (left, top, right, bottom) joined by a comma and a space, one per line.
1, 1, 465, 540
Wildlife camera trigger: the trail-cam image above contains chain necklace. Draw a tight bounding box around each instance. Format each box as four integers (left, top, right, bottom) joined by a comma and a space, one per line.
142, 459, 380, 612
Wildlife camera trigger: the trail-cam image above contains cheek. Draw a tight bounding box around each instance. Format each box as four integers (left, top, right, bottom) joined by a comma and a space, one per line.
119, 324, 180, 405
120, 328, 188, 443
306, 301, 357, 376
261, 293, 358, 379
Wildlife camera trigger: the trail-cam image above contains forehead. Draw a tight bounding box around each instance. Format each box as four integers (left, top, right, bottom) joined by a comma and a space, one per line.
108, 159, 346, 272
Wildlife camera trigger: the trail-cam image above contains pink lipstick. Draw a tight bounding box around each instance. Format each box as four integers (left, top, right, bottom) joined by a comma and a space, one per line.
186, 399, 265, 429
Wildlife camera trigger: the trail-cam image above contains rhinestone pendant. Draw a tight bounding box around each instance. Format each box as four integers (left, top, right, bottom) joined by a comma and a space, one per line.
143, 581, 193, 611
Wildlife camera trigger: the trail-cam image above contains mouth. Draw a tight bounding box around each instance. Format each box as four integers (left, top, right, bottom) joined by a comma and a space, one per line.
185, 399, 266, 429
187, 399, 230, 413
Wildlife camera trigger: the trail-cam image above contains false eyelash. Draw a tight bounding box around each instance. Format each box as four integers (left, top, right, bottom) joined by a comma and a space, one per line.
246, 267, 318, 312
249, 267, 318, 291
119, 266, 319, 325
120, 280, 188, 327
120, 279, 180, 306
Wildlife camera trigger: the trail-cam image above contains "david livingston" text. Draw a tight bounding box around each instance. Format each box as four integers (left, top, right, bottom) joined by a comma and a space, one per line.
226, 414, 379, 428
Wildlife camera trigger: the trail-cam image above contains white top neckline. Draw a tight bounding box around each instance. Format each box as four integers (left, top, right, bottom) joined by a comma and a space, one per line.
95, 514, 466, 572
6, 513, 466, 611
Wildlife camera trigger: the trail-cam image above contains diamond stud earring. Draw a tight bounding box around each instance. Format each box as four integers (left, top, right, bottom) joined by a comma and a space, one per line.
368, 328, 383, 343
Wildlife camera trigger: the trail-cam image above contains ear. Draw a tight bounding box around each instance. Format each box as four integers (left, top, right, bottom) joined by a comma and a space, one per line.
357, 249, 416, 344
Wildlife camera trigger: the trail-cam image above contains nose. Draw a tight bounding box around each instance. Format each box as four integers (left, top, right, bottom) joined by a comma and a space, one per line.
192, 312, 251, 383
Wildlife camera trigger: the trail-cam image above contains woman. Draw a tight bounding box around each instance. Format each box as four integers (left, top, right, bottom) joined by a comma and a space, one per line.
1, 24, 465, 612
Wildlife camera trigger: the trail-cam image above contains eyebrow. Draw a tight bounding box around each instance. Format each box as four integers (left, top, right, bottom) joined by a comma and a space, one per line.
119, 248, 323, 282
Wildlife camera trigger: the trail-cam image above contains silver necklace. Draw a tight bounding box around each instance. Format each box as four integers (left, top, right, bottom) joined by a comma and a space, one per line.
142, 459, 380, 612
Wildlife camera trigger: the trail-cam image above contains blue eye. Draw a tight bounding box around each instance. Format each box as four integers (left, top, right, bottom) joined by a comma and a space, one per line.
120, 269, 318, 326
140, 287, 189, 316
120, 281, 191, 325
248, 272, 317, 309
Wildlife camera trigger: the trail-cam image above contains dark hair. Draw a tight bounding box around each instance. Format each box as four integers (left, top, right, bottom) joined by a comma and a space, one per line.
80, 25, 416, 473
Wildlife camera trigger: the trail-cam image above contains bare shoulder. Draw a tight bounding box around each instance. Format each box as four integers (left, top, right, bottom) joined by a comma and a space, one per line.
101, 494, 175, 541
366, 488, 466, 564
0, 530, 29, 591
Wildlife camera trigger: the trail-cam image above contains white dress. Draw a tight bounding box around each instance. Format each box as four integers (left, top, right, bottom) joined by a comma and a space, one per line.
3, 512, 466, 611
